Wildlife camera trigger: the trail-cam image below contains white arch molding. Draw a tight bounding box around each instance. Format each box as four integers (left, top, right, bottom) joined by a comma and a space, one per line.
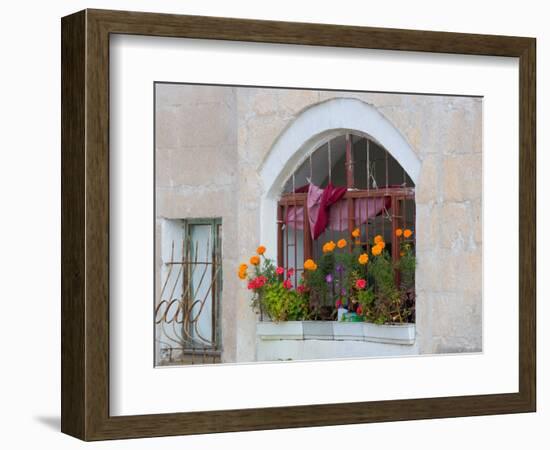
259, 97, 421, 261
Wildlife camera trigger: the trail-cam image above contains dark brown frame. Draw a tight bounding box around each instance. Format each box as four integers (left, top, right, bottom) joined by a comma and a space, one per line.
61, 8, 536, 441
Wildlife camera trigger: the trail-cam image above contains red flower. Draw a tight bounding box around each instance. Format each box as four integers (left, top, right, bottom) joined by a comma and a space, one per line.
335, 299, 343, 309
355, 279, 367, 289
297, 285, 306, 294
283, 279, 293, 289
247, 276, 267, 290
276, 266, 285, 275
287, 268, 295, 278
356, 305, 363, 315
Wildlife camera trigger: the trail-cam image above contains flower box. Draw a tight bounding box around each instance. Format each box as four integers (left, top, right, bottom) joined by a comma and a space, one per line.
302, 321, 334, 340
256, 321, 303, 340
256, 321, 418, 361
333, 322, 364, 341
256, 321, 415, 345
363, 322, 415, 345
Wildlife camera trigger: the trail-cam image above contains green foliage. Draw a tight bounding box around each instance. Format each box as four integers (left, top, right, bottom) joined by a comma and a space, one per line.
358, 244, 415, 325
335, 246, 365, 300
242, 236, 416, 324
357, 286, 375, 306
396, 243, 416, 290
262, 282, 309, 322
258, 256, 278, 284
369, 251, 397, 298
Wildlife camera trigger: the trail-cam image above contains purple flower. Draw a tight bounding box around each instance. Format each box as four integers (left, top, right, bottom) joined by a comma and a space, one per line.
336, 264, 344, 273
325, 274, 333, 283
341, 288, 347, 296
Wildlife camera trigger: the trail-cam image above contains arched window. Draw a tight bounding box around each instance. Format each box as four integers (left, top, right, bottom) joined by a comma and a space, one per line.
277, 132, 415, 317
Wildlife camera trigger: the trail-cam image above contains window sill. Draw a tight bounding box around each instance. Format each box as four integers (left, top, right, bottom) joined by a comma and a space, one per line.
256, 320, 415, 346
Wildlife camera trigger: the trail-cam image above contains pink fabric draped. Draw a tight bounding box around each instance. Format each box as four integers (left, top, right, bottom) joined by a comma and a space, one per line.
286, 205, 304, 228
328, 196, 391, 231
285, 184, 390, 238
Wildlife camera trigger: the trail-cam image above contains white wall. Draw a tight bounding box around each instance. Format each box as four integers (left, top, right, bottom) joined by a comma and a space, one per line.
0, 1, 546, 449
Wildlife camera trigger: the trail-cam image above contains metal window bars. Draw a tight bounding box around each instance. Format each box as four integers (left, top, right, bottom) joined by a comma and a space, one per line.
155, 219, 222, 366
278, 134, 415, 320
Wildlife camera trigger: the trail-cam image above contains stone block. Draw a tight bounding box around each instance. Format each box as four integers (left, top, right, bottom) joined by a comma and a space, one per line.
276, 89, 320, 117
156, 101, 237, 150
443, 97, 483, 154
441, 154, 482, 202
238, 114, 290, 165
416, 155, 440, 203
415, 203, 440, 251
471, 199, 482, 245
156, 188, 236, 219
439, 202, 476, 250
156, 84, 235, 108
439, 249, 482, 293
431, 292, 481, 339
415, 250, 443, 292
156, 145, 237, 188
414, 289, 434, 354
238, 88, 279, 117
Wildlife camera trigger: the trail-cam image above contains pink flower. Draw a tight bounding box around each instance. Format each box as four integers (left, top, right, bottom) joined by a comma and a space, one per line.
297, 285, 306, 294
283, 279, 293, 289
355, 279, 367, 289
287, 268, 295, 277
335, 299, 343, 309
276, 267, 285, 275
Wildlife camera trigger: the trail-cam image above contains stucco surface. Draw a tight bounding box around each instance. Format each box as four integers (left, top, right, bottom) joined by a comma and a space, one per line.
155, 84, 483, 361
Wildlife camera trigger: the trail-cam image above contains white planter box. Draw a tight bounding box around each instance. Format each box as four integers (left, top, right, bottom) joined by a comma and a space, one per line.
333, 322, 364, 341
302, 321, 334, 340
256, 321, 415, 345
363, 323, 415, 345
256, 321, 303, 340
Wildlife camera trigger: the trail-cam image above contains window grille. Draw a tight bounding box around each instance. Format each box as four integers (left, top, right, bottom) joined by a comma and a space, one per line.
155, 218, 222, 365
277, 134, 415, 320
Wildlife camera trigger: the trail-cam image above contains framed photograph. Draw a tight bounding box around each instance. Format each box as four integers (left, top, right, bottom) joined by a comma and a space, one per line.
61, 9, 536, 440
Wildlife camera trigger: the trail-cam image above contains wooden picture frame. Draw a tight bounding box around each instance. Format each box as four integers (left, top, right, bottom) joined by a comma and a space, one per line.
61, 9, 536, 441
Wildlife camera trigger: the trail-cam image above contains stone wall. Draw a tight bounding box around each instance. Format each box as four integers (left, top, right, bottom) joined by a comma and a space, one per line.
155, 84, 483, 362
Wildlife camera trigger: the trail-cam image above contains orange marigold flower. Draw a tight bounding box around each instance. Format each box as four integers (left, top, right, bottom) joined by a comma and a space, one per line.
395, 228, 403, 237
322, 240, 336, 253
250, 255, 260, 265
404, 229, 413, 238
358, 253, 369, 265
378, 241, 386, 249
238, 264, 248, 279
371, 244, 383, 256
256, 245, 266, 255
304, 259, 318, 271
337, 239, 347, 249
351, 228, 361, 238
238, 269, 247, 280
374, 235, 384, 244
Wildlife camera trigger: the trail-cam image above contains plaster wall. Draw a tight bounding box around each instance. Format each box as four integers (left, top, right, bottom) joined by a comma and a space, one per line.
155, 84, 482, 362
